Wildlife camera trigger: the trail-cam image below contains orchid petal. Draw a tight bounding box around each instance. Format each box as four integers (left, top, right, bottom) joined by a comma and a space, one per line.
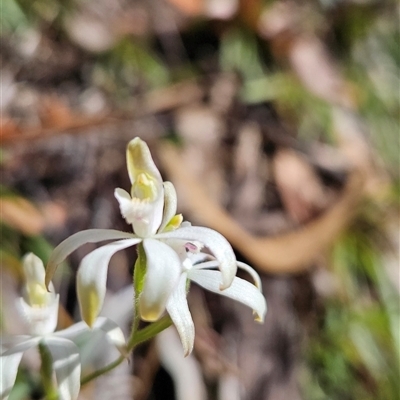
55, 317, 127, 356
56, 318, 124, 346
53, 321, 88, 339
0, 353, 23, 399
45, 229, 136, 289
77, 238, 141, 327
1, 337, 41, 356
189, 252, 214, 265
156, 227, 237, 289
43, 337, 81, 400
166, 274, 195, 356
1, 337, 40, 398
1, 337, 39, 398
188, 270, 267, 322
0, 335, 33, 348
91, 317, 127, 356
140, 238, 182, 322
192, 260, 219, 270
193, 260, 263, 289
158, 182, 178, 233
237, 261, 263, 290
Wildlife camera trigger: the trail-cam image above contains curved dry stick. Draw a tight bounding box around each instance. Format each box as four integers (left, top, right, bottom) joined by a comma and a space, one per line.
157, 143, 364, 274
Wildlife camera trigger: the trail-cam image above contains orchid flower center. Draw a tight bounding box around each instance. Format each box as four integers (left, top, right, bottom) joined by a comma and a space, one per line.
131, 172, 158, 201
181, 241, 205, 272
184, 242, 202, 253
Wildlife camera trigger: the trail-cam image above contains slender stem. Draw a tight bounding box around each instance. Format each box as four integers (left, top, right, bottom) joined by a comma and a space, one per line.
81, 244, 172, 386
80, 355, 124, 386
131, 315, 172, 347
38, 342, 59, 400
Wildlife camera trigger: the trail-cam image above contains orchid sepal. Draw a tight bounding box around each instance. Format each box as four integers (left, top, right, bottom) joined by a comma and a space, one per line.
76, 238, 141, 327
139, 239, 182, 321
45, 229, 137, 290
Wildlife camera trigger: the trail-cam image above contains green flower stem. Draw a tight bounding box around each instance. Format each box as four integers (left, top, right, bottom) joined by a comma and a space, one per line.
130, 315, 172, 348
80, 355, 124, 386
80, 244, 172, 386
38, 342, 59, 400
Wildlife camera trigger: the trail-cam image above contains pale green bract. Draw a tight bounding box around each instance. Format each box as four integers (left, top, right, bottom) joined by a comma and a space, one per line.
44, 137, 267, 356
0, 253, 126, 400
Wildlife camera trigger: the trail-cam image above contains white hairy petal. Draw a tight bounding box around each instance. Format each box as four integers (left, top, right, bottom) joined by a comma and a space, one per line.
18, 294, 60, 335
114, 188, 163, 237
114, 187, 157, 227
114, 188, 135, 221
140, 238, 182, 322
188, 270, 267, 322
156, 227, 237, 289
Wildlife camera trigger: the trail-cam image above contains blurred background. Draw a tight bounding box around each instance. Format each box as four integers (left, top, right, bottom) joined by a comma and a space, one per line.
1, 0, 399, 399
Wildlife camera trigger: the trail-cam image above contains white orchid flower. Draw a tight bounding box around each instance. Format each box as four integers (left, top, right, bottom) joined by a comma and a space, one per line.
166, 250, 267, 356
1, 253, 126, 400
19, 252, 60, 336
44, 137, 240, 330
